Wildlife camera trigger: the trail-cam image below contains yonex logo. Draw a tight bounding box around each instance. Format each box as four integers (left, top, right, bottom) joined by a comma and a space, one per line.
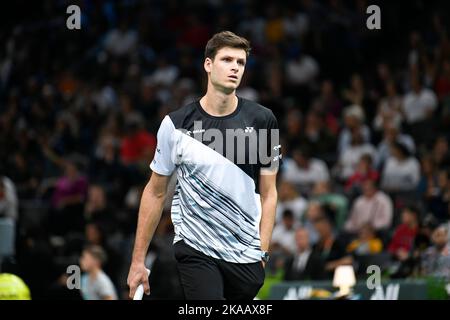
244, 127, 254, 133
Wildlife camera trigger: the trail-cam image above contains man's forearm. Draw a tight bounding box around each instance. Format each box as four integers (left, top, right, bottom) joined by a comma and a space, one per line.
259, 192, 278, 252
131, 182, 166, 264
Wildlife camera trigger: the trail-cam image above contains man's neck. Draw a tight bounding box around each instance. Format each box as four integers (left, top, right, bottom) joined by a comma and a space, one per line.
89, 268, 101, 280
199, 86, 238, 117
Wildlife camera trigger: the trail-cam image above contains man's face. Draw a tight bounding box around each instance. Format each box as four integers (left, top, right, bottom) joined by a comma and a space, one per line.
80, 251, 96, 272
205, 47, 247, 93
295, 229, 310, 251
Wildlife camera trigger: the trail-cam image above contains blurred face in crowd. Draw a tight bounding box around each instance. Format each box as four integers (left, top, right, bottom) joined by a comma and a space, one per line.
279, 181, 297, 201
64, 161, 78, 180
88, 185, 106, 209
321, 80, 334, 98
282, 214, 295, 230
431, 227, 448, 250
295, 228, 310, 252
312, 181, 329, 196
292, 149, 309, 168
306, 202, 322, 222
359, 224, 375, 241
401, 209, 418, 227
86, 223, 103, 245
362, 179, 377, 197
80, 250, 100, 272
204, 47, 246, 94
313, 215, 332, 239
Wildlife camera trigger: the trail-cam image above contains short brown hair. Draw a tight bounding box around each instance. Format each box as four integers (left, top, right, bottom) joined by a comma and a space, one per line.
84, 245, 108, 266
205, 31, 251, 59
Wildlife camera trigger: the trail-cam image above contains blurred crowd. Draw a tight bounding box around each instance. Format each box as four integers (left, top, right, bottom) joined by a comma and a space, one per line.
1, 0, 450, 299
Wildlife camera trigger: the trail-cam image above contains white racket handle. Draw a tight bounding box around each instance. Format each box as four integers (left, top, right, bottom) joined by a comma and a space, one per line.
133, 268, 151, 300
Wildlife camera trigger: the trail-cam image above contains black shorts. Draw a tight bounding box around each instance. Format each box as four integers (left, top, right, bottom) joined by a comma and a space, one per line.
173, 240, 265, 300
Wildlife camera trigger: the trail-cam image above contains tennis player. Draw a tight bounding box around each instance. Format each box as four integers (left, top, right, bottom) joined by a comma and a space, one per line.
127, 31, 280, 300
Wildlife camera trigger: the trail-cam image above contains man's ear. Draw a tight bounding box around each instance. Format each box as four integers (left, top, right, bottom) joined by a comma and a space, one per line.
204, 57, 212, 73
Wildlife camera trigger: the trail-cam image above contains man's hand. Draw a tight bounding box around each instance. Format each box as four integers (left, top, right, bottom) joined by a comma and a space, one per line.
127, 262, 150, 299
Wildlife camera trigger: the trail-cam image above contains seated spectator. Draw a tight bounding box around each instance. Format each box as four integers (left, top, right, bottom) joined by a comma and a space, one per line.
311, 79, 342, 135
347, 224, 383, 255
373, 80, 404, 132
0, 175, 18, 259
120, 114, 156, 167
345, 154, 379, 195
48, 157, 89, 236
284, 227, 324, 281
421, 225, 450, 280
302, 110, 336, 163
417, 155, 438, 198
302, 201, 322, 245
311, 181, 349, 231
380, 141, 420, 193
312, 208, 353, 279
335, 131, 376, 181
424, 169, 450, 223
431, 136, 450, 169
338, 104, 371, 154
79, 245, 118, 300
271, 210, 299, 255
345, 179, 393, 234
402, 74, 437, 146
84, 222, 123, 289
388, 206, 420, 260
276, 180, 308, 224
375, 121, 415, 169
281, 146, 330, 196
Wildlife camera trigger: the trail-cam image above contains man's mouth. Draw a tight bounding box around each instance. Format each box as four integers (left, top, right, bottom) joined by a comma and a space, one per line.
228, 75, 238, 80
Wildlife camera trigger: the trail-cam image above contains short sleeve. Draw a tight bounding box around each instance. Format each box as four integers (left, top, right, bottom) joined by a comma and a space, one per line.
150, 115, 177, 176
260, 111, 282, 175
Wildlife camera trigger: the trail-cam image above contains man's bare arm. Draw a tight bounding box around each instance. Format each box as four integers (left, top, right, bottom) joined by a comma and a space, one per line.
127, 171, 171, 298
259, 172, 278, 255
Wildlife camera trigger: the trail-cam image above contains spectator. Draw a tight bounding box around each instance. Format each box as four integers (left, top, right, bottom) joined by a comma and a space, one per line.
281, 146, 330, 196
276, 180, 308, 224
402, 74, 437, 145
0, 175, 18, 260
346, 224, 383, 255
388, 206, 420, 261
345, 179, 393, 234
48, 157, 88, 236
335, 130, 376, 181
421, 225, 450, 280
345, 154, 379, 195
373, 80, 404, 132
375, 121, 415, 169
302, 110, 337, 163
271, 210, 299, 255
311, 181, 349, 231
312, 208, 353, 279
338, 104, 371, 154
284, 227, 324, 281
120, 114, 157, 167
380, 141, 420, 193
79, 245, 118, 300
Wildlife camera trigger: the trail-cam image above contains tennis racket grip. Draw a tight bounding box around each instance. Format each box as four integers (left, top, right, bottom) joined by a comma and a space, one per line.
133, 268, 151, 300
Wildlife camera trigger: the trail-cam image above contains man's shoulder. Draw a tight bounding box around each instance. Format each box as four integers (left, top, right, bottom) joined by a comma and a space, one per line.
167, 100, 198, 128
240, 97, 276, 122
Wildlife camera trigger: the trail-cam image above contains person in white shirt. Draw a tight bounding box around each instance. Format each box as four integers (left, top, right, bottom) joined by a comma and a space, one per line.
281, 146, 330, 196
345, 179, 393, 234
336, 131, 376, 180
338, 105, 371, 154
375, 121, 415, 169
380, 141, 420, 193
403, 75, 437, 125
271, 210, 299, 255
276, 180, 308, 224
